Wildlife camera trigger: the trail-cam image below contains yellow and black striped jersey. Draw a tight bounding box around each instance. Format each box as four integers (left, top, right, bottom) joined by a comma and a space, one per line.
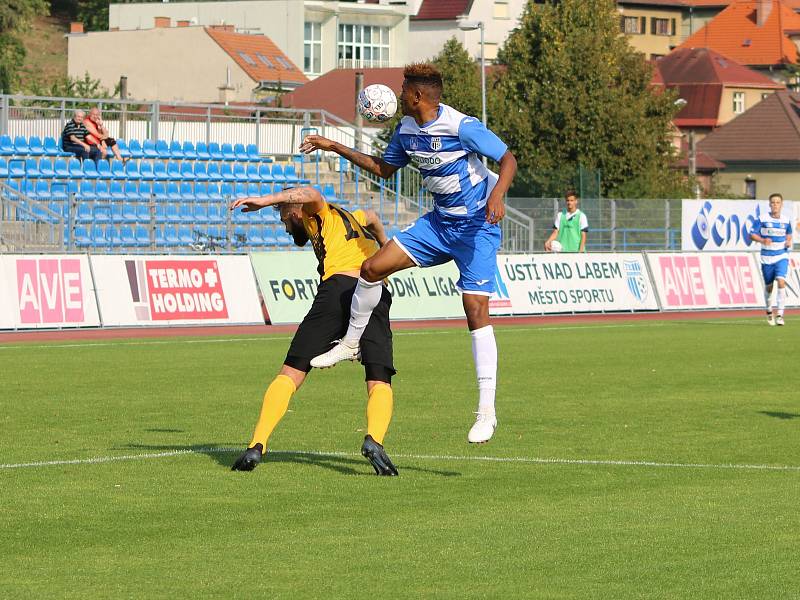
302, 202, 379, 280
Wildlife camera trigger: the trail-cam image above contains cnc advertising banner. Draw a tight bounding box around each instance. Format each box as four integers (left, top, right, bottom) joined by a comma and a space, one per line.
250, 251, 463, 324
645, 252, 763, 310
0, 255, 101, 329
682, 199, 795, 252
90, 255, 263, 326
489, 253, 658, 315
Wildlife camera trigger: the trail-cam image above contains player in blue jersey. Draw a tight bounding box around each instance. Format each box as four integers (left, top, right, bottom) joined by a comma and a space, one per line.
299, 63, 517, 443
750, 193, 793, 326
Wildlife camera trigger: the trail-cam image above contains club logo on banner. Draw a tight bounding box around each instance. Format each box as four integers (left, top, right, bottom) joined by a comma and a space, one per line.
125, 259, 229, 321
16, 258, 85, 324
682, 200, 794, 251
489, 265, 512, 311
624, 260, 649, 303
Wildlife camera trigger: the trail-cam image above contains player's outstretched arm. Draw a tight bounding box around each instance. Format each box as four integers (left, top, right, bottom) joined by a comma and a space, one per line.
230, 186, 324, 213
362, 209, 389, 246
299, 135, 399, 180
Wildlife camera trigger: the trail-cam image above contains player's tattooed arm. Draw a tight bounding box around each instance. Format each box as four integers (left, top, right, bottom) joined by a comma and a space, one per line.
362, 209, 389, 246
300, 135, 399, 179
229, 186, 324, 213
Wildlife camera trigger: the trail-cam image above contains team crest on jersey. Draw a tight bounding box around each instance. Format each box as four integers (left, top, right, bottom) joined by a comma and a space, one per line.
410, 137, 418, 150
430, 137, 442, 151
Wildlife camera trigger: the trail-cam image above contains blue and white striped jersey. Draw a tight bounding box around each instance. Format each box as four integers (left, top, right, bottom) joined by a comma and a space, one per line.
751, 212, 792, 264
382, 104, 508, 218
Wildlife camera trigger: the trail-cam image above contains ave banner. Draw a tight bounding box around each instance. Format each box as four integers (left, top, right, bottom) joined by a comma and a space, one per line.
645, 252, 763, 310
682, 199, 795, 252
489, 253, 658, 315
0, 254, 101, 329
250, 251, 464, 324
90, 255, 264, 326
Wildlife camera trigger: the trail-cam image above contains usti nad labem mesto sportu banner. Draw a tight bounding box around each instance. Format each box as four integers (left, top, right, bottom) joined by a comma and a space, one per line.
489, 254, 659, 315
250, 251, 464, 324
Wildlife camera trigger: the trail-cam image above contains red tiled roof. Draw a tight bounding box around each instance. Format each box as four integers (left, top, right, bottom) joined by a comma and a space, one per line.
205, 27, 308, 86
673, 138, 727, 170
412, 0, 473, 21
620, 0, 800, 7
679, 0, 800, 66
698, 90, 800, 161
281, 68, 405, 123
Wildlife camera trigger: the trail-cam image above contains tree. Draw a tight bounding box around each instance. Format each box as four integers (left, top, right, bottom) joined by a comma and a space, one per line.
0, 0, 47, 92
76, 0, 110, 32
492, 0, 686, 198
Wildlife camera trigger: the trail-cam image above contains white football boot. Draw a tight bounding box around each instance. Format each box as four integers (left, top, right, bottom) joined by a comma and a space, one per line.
310, 340, 361, 369
767, 314, 776, 326
776, 315, 785, 326
468, 412, 497, 444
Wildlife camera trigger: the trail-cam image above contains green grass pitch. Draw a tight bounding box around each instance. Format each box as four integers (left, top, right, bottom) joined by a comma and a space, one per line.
2, 318, 798, 599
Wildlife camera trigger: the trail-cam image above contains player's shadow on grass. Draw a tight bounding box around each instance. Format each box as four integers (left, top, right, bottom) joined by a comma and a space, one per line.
119, 443, 460, 477
758, 411, 800, 420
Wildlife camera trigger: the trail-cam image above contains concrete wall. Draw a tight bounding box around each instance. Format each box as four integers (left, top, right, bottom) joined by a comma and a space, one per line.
68, 27, 255, 103
717, 87, 777, 126
716, 167, 800, 201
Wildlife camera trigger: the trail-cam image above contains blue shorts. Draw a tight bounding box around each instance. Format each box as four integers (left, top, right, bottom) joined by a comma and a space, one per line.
393, 210, 501, 295
762, 259, 789, 285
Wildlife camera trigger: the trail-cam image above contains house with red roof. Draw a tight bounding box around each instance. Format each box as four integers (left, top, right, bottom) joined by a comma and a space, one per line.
68, 22, 307, 103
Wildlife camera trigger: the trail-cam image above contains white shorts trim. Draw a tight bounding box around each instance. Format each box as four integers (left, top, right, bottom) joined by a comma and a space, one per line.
391, 236, 421, 267
458, 287, 493, 297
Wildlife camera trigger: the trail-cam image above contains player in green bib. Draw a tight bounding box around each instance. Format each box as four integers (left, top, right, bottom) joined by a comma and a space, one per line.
545, 190, 588, 252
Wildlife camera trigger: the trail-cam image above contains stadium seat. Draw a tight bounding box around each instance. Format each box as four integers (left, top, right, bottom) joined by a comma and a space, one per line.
322, 183, 336, 200
24, 180, 38, 198
116, 139, 131, 159
194, 203, 208, 223
94, 181, 110, 199
232, 226, 247, 247
221, 143, 236, 161
166, 182, 181, 202
246, 183, 260, 197
261, 206, 278, 224
179, 204, 193, 223
194, 162, 209, 181
122, 202, 137, 223
169, 141, 184, 159
231, 143, 247, 161
208, 142, 223, 161
36, 180, 52, 199
260, 183, 273, 196
43, 137, 69, 157
76, 203, 93, 223
246, 144, 271, 162
153, 182, 167, 199
179, 182, 194, 200
111, 203, 125, 223
233, 163, 248, 182
68, 158, 83, 179
155, 225, 167, 246
9, 159, 26, 178
124, 182, 139, 200
79, 181, 96, 200
0, 158, 8, 178
155, 204, 167, 223
271, 164, 286, 183
195, 142, 210, 161
284, 165, 300, 183
220, 163, 235, 181
65, 180, 79, 199
155, 140, 170, 159
178, 226, 193, 245
138, 182, 153, 200
139, 161, 155, 180
136, 203, 152, 223
125, 161, 141, 179
258, 163, 273, 182
207, 163, 222, 182
96, 159, 112, 179
234, 183, 247, 198
127, 140, 144, 159
260, 227, 276, 246
25, 158, 41, 178
245, 164, 260, 182
93, 204, 111, 224
220, 182, 234, 200
142, 140, 157, 159
164, 225, 180, 246
109, 226, 123, 246
207, 183, 222, 201
74, 225, 92, 247
165, 204, 180, 223
28, 137, 45, 156
48, 200, 65, 221
14, 136, 30, 154
153, 162, 168, 181
207, 204, 223, 224
182, 141, 197, 160
180, 162, 194, 180
111, 160, 126, 180
135, 225, 150, 246
194, 183, 209, 201
110, 181, 125, 200
0, 135, 14, 155
247, 227, 264, 245
81, 160, 99, 179
120, 225, 136, 246
166, 161, 182, 180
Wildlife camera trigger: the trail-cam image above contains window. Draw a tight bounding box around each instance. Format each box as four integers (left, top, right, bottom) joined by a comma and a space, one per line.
338, 24, 390, 69
256, 53, 274, 68
745, 179, 756, 199
733, 91, 745, 114
651, 18, 676, 36
275, 56, 292, 69
304, 21, 322, 74
237, 52, 256, 66
621, 16, 645, 35
494, 1, 509, 19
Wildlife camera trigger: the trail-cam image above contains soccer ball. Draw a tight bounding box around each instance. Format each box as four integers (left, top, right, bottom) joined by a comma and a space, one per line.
357, 84, 398, 123
550, 240, 563, 253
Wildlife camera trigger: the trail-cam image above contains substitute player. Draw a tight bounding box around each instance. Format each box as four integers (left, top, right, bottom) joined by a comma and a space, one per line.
750, 193, 793, 326
300, 63, 517, 443
229, 186, 398, 475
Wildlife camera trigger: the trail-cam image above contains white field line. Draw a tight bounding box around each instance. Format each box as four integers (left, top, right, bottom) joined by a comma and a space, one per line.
1, 447, 798, 472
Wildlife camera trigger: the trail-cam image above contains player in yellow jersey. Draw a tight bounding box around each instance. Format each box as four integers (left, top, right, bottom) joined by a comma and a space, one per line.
228, 186, 398, 475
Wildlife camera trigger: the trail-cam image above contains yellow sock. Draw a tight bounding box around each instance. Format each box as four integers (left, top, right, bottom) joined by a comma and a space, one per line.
248, 374, 296, 452
366, 383, 393, 445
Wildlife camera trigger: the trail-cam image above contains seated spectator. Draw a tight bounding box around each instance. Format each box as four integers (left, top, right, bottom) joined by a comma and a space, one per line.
85, 107, 126, 163
61, 110, 100, 162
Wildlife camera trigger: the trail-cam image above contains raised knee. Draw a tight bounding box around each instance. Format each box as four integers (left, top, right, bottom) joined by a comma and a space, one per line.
360, 259, 380, 282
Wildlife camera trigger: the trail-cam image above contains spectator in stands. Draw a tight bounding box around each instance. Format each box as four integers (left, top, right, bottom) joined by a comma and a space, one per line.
85, 107, 125, 163
544, 190, 588, 253
61, 110, 99, 162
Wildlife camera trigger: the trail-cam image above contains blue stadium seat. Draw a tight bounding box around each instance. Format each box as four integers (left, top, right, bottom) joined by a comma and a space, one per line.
193, 162, 209, 181
122, 202, 137, 223
109, 181, 125, 200
260, 183, 272, 196
234, 183, 247, 198
136, 203, 152, 223
66, 180, 79, 199
25, 158, 41, 178
96, 159, 112, 179
165, 204, 180, 223
221, 143, 236, 161
110, 160, 126, 179
124, 182, 139, 199
194, 183, 209, 201
246, 183, 260, 196
116, 139, 131, 159
14, 136, 30, 154
164, 225, 180, 246
232, 143, 248, 161
74, 225, 92, 247
180, 162, 194, 180
28, 137, 45, 156
322, 183, 336, 200
232, 226, 247, 246
142, 140, 157, 159
120, 225, 136, 245
178, 226, 193, 245
76, 203, 93, 222
155, 225, 167, 246
258, 163, 272, 182
195, 142, 210, 161
207, 183, 222, 201
111, 203, 125, 223
166, 182, 181, 202
125, 161, 141, 179
127, 140, 144, 159
155, 140, 170, 159
153, 162, 168, 180
93, 205, 111, 224
233, 163, 248, 182
153, 182, 167, 199
94, 181, 110, 199
182, 141, 197, 160
68, 158, 83, 179
207, 204, 223, 224
208, 142, 223, 161
206, 163, 222, 181
25, 180, 39, 198
179, 204, 193, 223
0, 158, 8, 178
109, 226, 123, 246
232, 205, 249, 224
166, 161, 182, 180
194, 204, 208, 223
79, 181, 96, 200
169, 141, 184, 159
220, 182, 234, 200
271, 164, 286, 183
135, 225, 150, 246
247, 228, 264, 246
9, 159, 26, 178
261, 227, 276, 246
246, 144, 270, 162
49, 201, 65, 221
246, 164, 260, 182
284, 165, 300, 183
220, 163, 235, 181
139, 161, 155, 180
81, 160, 99, 179
155, 204, 167, 223
261, 206, 278, 224
49, 181, 68, 200
179, 182, 194, 200
43, 137, 69, 157
0, 135, 14, 155
138, 182, 153, 200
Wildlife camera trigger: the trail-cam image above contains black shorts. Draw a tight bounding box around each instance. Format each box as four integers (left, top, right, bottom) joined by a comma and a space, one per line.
285, 274, 395, 381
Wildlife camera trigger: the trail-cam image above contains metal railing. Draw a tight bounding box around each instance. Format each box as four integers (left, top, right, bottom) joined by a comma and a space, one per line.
0, 181, 65, 251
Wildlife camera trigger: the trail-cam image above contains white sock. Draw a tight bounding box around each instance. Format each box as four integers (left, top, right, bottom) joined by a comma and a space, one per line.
343, 278, 383, 344
765, 286, 773, 314
777, 287, 786, 316
471, 325, 497, 415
